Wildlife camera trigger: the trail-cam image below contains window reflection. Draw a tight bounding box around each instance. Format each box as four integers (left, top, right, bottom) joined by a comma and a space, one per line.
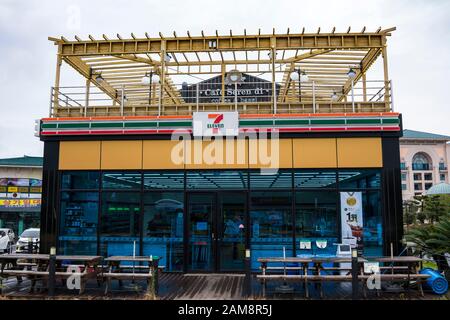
61, 172, 100, 190
296, 191, 338, 238
143, 192, 184, 271
250, 191, 292, 270
338, 170, 380, 189
102, 172, 142, 189
100, 192, 140, 257
59, 192, 98, 255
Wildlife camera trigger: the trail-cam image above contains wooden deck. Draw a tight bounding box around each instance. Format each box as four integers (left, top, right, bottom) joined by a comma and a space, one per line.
0, 273, 447, 300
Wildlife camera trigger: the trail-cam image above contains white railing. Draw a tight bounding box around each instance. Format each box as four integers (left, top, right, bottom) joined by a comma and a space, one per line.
49, 80, 392, 117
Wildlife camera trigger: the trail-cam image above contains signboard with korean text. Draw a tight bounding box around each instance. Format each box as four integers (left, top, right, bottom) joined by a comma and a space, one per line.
340, 192, 364, 254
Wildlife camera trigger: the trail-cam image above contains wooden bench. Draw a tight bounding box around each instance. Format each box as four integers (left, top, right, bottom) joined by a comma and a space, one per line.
103, 256, 162, 296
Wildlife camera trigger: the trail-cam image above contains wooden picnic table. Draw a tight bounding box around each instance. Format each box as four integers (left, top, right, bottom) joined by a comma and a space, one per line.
370, 256, 426, 296
103, 256, 162, 296
257, 255, 429, 298
0, 253, 103, 294
257, 256, 367, 298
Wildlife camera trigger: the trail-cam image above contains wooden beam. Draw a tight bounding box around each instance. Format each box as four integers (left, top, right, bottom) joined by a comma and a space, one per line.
51, 30, 389, 56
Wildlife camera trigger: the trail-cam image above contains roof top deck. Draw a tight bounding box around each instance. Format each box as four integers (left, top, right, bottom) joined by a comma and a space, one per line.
48, 27, 395, 117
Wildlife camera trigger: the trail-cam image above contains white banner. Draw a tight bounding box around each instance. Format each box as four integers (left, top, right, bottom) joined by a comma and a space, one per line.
193, 112, 239, 137
340, 192, 363, 250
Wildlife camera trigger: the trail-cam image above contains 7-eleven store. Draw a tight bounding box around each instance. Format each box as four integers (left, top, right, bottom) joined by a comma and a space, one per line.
38, 28, 403, 272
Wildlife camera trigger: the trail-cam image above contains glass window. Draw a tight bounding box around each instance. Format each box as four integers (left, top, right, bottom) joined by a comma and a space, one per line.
338, 170, 380, 189
295, 191, 338, 256
59, 192, 98, 255
294, 171, 337, 189
61, 172, 100, 190
440, 174, 446, 182
100, 192, 140, 257
143, 171, 184, 190
414, 183, 422, 191
186, 171, 248, 189
413, 173, 422, 181
401, 173, 407, 181
143, 192, 184, 272
250, 170, 292, 189
362, 191, 383, 256
102, 172, 142, 189
400, 162, 406, 170
424, 173, 433, 181
439, 163, 446, 170
402, 184, 407, 190
412, 153, 432, 171
425, 183, 433, 190
250, 191, 293, 270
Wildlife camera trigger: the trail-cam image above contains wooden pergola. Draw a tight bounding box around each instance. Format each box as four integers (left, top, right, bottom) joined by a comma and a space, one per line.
48, 27, 395, 117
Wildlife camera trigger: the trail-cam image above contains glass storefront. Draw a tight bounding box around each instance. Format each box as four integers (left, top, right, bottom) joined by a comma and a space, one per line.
58, 169, 383, 271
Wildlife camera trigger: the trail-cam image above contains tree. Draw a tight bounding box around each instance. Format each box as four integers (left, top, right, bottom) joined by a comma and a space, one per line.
405, 213, 450, 278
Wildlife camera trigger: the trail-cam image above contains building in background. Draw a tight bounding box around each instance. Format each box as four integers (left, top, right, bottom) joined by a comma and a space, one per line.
400, 129, 450, 200
0, 156, 43, 237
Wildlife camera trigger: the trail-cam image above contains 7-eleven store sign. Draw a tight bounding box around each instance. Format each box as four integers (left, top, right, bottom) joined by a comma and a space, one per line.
193, 112, 239, 136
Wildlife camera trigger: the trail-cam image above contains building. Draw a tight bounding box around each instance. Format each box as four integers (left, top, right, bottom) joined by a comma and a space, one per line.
0, 156, 43, 236
37, 27, 403, 272
400, 129, 450, 200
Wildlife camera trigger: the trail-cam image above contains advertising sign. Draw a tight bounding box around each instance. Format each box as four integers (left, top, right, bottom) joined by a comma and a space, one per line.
193, 112, 239, 137
0, 199, 41, 208
340, 192, 364, 253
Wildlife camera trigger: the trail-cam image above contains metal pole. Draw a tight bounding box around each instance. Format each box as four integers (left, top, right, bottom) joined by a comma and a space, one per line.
351, 248, 359, 300
158, 84, 162, 116
49, 87, 54, 117
351, 80, 355, 112
312, 80, 316, 113
48, 247, 56, 297
149, 71, 153, 107
84, 79, 90, 117
234, 82, 238, 111
389, 80, 394, 112
298, 70, 302, 102
271, 48, 277, 114
244, 249, 251, 297
196, 83, 199, 112
120, 85, 124, 116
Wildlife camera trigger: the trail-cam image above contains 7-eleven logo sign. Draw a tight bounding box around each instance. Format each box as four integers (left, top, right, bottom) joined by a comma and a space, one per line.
207, 114, 225, 134
193, 112, 239, 137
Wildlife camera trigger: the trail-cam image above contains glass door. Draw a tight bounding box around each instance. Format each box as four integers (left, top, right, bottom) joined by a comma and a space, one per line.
187, 193, 215, 272
218, 193, 246, 272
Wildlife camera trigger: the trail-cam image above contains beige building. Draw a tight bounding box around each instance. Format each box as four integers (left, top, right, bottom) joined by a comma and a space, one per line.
400, 130, 450, 200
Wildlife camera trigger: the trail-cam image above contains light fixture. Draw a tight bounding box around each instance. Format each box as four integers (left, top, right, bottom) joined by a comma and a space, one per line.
290, 69, 309, 82
331, 91, 339, 101
268, 51, 277, 60
300, 70, 309, 82
164, 53, 172, 62
141, 72, 160, 85
227, 69, 243, 83
290, 71, 299, 81
347, 68, 357, 79
95, 73, 104, 83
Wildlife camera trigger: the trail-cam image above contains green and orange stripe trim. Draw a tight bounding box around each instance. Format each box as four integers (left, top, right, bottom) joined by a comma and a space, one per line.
39, 112, 401, 136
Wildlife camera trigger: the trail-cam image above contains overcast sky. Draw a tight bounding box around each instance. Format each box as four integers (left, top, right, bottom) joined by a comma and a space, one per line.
0, 0, 449, 158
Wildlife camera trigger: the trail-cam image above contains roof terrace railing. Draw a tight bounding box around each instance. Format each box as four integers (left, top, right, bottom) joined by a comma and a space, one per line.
49, 80, 392, 117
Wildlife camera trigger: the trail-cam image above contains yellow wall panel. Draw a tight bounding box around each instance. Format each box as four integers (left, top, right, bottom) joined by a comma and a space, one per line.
249, 139, 292, 169
59, 141, 101, 170
185, 139, 248, 169
143, 140, 185, 169
337, 138, 383, 168
101, 140, 143, 170
293, 138, 337, 168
